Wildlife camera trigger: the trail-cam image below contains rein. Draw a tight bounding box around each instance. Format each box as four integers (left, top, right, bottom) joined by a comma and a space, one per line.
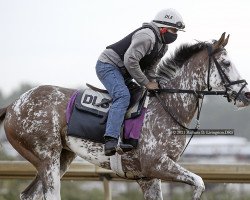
153, 44, 248, 156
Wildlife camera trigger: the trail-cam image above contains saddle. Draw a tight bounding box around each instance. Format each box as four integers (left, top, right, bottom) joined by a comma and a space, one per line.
66, 83, 148, 147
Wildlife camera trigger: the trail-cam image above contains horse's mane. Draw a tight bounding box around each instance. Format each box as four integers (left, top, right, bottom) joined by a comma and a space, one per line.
156, 41, 209, 81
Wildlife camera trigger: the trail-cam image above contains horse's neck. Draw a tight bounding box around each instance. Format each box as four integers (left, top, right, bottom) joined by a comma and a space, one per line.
160, 51, 208, 125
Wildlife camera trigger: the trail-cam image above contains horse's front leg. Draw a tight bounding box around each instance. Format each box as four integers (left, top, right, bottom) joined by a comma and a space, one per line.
141, 156, 205, 200
137, 178, 163, 200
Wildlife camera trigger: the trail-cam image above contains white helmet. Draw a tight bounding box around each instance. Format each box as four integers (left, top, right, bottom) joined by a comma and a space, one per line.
153, 9, 185, 31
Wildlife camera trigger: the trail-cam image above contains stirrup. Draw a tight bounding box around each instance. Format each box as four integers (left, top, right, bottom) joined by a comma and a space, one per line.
116, 142, 134, 155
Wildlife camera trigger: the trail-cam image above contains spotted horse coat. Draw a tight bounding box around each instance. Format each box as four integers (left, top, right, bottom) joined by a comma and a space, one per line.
1, 33, 250, 200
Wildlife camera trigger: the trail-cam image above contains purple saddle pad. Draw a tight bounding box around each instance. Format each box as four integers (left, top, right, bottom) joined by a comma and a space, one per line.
66, 90, 147, 147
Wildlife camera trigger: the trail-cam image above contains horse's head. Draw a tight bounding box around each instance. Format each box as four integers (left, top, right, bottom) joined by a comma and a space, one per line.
207, 32, 250, 107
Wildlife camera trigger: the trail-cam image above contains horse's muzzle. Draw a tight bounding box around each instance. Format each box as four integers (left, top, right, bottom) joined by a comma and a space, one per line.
244, 92, 250, 100
240, 92, 250, 107
233, 91, 250, 107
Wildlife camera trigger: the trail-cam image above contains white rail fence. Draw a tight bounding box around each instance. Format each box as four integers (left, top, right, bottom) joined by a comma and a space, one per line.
1, 161, 250, 200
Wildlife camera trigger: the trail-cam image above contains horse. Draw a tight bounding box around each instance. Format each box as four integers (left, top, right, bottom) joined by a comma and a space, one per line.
0, 33, 249, 200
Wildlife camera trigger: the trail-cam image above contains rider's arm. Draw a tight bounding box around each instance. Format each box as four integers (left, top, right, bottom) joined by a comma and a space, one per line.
145, 44, 168, 82
124, 29, 155, 86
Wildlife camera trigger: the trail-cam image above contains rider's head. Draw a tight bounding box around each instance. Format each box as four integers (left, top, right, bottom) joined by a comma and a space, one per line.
153, 9, 185, 44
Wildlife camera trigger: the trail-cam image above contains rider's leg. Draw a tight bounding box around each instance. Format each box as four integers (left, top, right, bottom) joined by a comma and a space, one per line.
96, 61, 133, 156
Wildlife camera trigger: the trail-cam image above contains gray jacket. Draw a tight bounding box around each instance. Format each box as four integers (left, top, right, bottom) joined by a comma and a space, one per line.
98, 22, 168, 86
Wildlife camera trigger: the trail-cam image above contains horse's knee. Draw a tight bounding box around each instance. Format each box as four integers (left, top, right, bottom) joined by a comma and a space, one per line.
192, 174, 205, 200
193, 174, 205, 189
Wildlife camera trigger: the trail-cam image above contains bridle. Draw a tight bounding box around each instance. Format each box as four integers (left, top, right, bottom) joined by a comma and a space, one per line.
152, 44, 248, 155
206, 44, 247, 104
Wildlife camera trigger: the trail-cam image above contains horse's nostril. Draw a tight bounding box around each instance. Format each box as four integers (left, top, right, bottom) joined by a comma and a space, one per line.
245, 92, 250, 99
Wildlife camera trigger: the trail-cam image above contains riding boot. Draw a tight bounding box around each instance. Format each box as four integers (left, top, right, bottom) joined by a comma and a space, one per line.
104, 136, 118, 156
104, 136, 134, 156
118, 143, 134, 154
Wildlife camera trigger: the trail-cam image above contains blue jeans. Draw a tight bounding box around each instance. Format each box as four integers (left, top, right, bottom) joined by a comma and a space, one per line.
95, 61, 130, 139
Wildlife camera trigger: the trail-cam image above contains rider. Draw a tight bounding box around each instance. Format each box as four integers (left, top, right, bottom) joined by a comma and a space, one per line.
96, 8, 185, 156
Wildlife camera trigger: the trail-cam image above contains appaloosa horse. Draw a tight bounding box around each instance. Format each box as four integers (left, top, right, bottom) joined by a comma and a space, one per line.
0, 33, 249, 200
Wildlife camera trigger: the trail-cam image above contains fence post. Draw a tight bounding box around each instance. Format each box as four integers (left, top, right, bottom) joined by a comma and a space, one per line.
102, 175, 112, 200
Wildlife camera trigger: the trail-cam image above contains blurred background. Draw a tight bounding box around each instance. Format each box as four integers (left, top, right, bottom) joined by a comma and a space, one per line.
1, 0, 250, 96
1, 0, 250, 199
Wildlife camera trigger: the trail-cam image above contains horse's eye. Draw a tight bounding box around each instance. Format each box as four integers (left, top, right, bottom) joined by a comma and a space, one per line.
222, 60, 231, 67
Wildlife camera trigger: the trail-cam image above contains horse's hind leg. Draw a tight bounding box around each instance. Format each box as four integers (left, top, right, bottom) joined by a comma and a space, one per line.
20, 152, 61, 200
39, 149, 76, 199
59, 149, 76, 176
137, 178, 163, 200
5, 130, 62, 200
20, 149, 76, 200
20, 175, 43, 200
40, 158, 61, 200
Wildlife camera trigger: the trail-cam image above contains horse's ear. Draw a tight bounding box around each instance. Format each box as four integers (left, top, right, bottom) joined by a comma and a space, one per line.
222, 34, 230, 47
213, 32, 226, 50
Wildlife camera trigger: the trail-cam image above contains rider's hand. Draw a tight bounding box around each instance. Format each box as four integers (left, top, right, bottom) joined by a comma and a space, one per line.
145, 82, 159, 90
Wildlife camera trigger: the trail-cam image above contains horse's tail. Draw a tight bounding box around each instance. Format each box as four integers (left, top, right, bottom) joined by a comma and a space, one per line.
0, 107, 7, 124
